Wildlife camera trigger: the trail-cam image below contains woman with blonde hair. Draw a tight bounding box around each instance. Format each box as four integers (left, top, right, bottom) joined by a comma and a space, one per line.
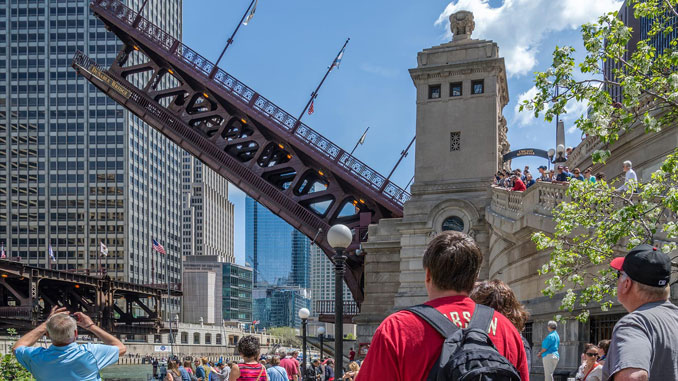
470, 280, 532, 372
342, 361, 360, 381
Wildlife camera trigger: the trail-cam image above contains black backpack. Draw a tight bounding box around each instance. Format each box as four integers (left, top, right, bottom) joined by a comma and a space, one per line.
406, 304, 522, 381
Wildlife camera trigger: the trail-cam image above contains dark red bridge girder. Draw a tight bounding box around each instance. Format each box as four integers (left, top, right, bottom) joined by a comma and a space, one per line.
74, 0, 411, 303
0, 259, 176, 334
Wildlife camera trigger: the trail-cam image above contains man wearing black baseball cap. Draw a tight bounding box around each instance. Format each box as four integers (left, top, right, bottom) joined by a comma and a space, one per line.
602, 244, 677, 381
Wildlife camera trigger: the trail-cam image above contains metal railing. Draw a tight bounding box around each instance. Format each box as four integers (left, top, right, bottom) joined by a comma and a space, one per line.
72, 50, 327, 234
314, 299, 359, 315
90, 0, 411, 209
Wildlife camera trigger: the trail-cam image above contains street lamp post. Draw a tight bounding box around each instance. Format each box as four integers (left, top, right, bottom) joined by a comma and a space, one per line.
298, 308, 310, 381
327, 224, 352, 379
317, 326, 326, 361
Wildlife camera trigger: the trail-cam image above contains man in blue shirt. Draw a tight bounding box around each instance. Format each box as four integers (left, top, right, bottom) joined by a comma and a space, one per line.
13, 305, 126, 380
538, 320, 560, 381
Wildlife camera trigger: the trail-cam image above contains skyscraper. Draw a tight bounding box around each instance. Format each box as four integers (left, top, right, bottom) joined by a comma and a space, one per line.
246, 196, 311, 328
246, 196, 311, 286
309, 244, 353, 317
181, 154, 234, 262
0, 0, 183, 313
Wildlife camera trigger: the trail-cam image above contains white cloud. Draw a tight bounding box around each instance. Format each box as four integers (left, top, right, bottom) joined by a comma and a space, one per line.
563, 99, 588, 134
436, 0, 623, 77
513, 86, 541, 127
513, 86, 588, 130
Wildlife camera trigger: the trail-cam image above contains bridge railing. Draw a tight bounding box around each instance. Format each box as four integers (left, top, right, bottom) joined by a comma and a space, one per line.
91, 0, 411, 209
314, 299, 359, 315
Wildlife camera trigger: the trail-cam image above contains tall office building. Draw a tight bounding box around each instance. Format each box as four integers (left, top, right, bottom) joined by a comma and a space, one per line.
0, 0, 183, 312
246, 196, 311, 287
604, 1, 677, 101
183, 255, 252, 324
309, 244, 353, 316
181, 154, 234, 262
246, 196, 312, 328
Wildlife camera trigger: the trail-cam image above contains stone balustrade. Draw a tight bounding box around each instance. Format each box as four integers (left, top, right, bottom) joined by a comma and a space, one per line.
489, 181, 568, 224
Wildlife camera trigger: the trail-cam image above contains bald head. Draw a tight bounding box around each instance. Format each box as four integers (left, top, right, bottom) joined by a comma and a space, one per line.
46, 313, 77, 345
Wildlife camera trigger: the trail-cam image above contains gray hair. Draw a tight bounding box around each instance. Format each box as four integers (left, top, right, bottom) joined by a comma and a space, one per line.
634, 282, 670, 301
46, 314, 77, 344
547, 320, 558, 330
623, 160, 632, 168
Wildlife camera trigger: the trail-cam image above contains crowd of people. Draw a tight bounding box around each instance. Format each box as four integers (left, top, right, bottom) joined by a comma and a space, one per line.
493, 160, 641, 194
10, 229, 676, 380
353, 231, 677, 381
150, 341, 352, 381
493, 164, 606, 191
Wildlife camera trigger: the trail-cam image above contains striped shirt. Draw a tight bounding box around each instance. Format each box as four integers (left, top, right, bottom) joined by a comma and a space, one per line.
236, 363, 267, 381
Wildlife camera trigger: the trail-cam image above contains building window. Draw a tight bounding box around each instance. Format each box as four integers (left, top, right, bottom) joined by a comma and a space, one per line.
523, 322, 533, 347
154, 335, 161, 343
205, 333, 211, 345
471, 79, 484, 94
442, 216, 464, 232
216, 334, 222, 345
181, 332, 188, 344
450, 131, 461, 151
590, 313, 626, 344
193, 332, 201, 344
450, 82, 462, 97
428, 84, 441, 99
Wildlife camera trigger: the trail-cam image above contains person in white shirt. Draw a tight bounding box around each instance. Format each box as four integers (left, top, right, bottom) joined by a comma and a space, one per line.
616, 160, 637, 192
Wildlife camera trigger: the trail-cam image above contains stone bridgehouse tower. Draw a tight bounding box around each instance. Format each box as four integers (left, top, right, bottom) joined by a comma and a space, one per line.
355, 10, 678, 381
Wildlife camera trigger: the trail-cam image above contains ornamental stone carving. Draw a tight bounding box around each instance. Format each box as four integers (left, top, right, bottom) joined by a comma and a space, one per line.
450, 11, 475, 41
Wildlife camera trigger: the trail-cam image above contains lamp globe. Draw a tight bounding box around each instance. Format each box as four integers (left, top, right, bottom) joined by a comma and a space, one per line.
327, 224, 352, 249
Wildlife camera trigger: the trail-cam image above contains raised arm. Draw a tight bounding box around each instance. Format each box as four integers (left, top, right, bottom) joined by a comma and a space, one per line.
74, 312, 126, 356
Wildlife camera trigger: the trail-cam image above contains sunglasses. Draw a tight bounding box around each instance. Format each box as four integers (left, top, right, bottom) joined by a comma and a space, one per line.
585, 352, 598, 357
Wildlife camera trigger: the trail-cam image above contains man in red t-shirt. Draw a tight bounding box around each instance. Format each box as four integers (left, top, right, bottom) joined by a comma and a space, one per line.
349, 348, 356, 361
279, 350, 300, 381
512, 175, 526, 192
356, 231, 529, 381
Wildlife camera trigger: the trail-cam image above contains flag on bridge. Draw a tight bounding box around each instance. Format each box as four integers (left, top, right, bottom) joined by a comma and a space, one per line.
152, 239, 166, 254
243, 0, 258, 25
1, 242, 5, 259
308, 100, 314, 115
100, 241, 108, 257
49, 244, 56, 262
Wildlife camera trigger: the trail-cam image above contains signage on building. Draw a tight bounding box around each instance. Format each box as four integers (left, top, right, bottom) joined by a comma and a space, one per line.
154, 345, 172, 352
502, 148, 549, 162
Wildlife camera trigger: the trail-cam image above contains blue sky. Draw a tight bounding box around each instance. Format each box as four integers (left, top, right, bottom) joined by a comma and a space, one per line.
182, 0, 623, 265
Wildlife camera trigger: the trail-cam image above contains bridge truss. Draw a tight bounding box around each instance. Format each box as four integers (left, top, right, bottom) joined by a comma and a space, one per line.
0, 259, 178, 334
72, 0, 411, 303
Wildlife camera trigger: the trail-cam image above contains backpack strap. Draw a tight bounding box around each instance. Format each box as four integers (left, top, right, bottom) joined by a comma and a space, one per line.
405, 304, 460, 338
468, 304, 495, 332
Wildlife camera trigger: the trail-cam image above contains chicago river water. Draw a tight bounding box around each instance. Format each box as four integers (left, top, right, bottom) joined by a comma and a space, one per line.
101, 364, 155, 381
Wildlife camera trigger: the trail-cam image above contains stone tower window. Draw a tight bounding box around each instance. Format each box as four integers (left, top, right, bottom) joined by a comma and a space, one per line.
471, 79, 484, 94
450, 82, 462, 97
450, 131, 461, 151
442, 216, 464, 232
428, 84, 441, 99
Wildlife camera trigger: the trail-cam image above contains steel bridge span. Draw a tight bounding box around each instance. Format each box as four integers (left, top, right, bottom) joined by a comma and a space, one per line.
0, 259, 179, 334
72, 0, 411, 304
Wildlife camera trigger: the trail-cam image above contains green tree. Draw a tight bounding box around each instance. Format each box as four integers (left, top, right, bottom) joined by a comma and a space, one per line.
521, 0, 678, 321
268, 327, 301, 346
0, 329, 35, 381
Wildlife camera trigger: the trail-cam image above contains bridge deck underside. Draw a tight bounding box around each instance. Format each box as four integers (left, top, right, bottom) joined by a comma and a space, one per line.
0, 260, 170, 334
